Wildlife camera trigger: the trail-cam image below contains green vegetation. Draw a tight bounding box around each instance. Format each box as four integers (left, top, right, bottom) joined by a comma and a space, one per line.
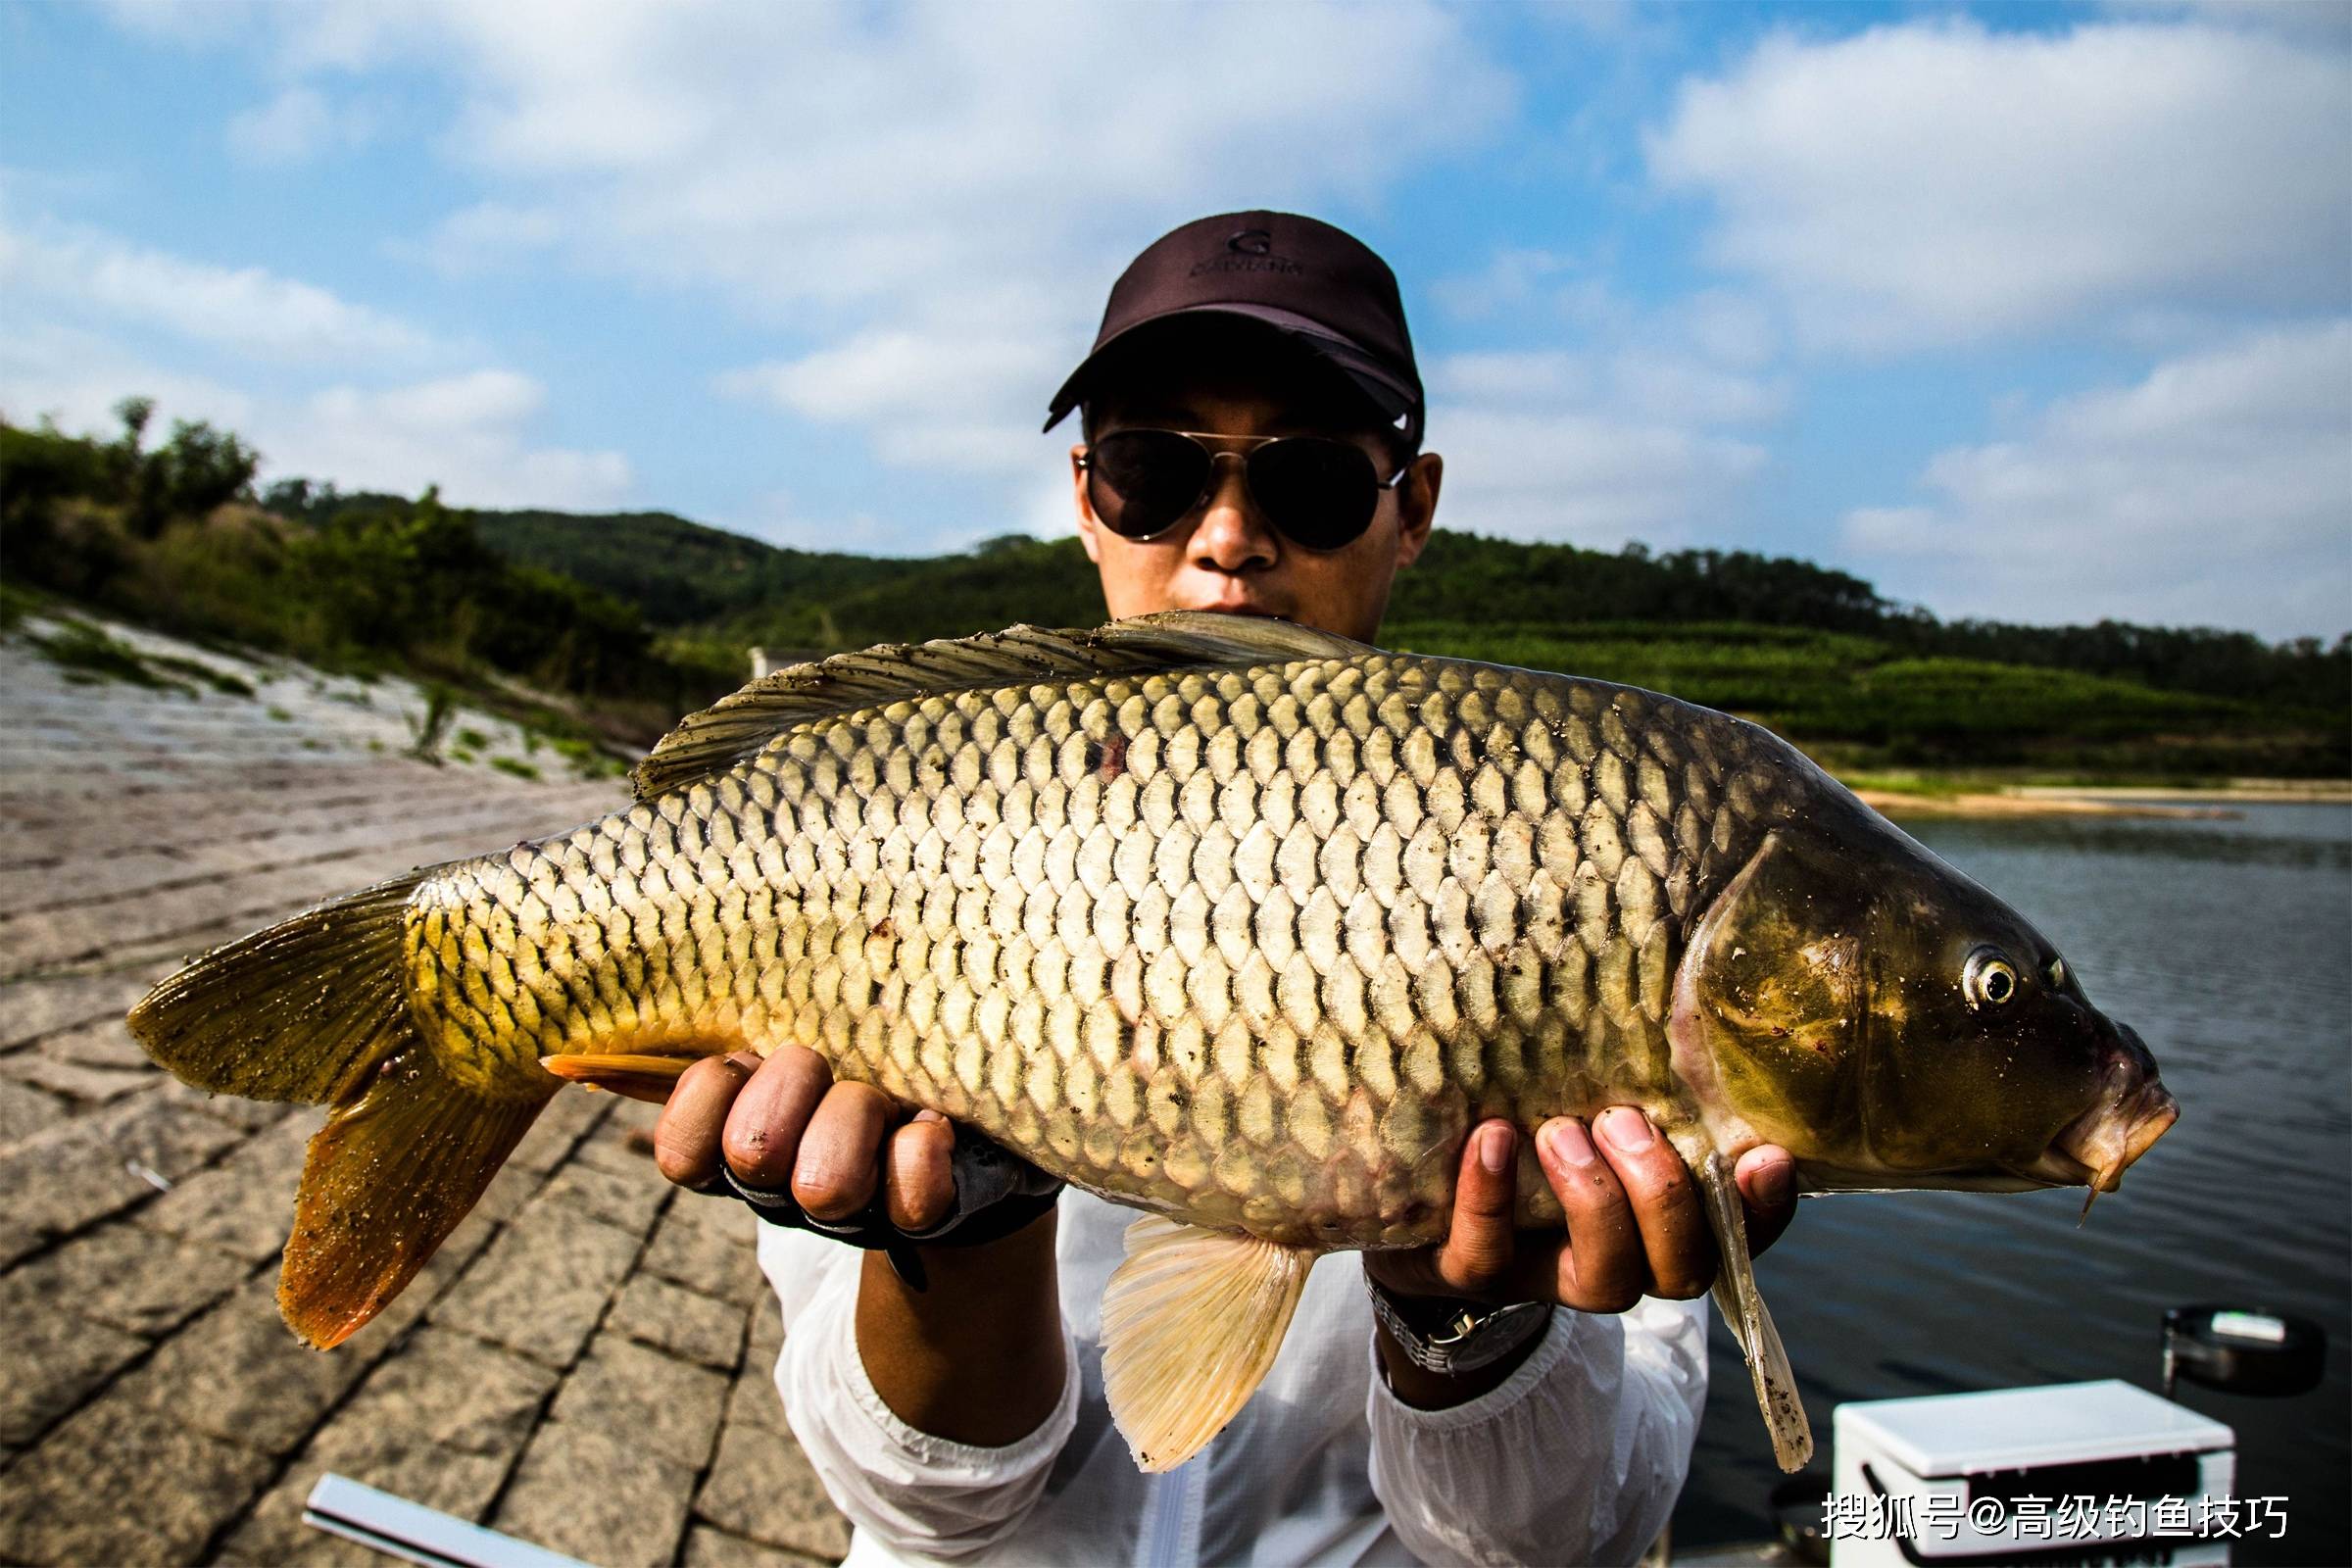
3, 410, 737, 749
7, 403, 2343, 782
489, 756, 541, 781
24, 614, 255, 698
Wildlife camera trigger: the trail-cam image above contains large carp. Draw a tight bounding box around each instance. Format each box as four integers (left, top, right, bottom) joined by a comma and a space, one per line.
129, 613, 2178, 1473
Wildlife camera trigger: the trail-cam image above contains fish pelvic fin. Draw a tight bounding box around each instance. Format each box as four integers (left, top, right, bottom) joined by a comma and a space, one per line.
125, 865, 552, 1348
282, 1049, 548, 1348
1101, 1216, 1317, 1473
1701, 1152, 1814, 1473
127, 868, 432, 1104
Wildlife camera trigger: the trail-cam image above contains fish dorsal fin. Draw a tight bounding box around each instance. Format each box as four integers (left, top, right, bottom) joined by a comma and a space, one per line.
633, 612, 1368, 801
1700, 1152, 1814, 1472
1101, 1215, 1317, 1472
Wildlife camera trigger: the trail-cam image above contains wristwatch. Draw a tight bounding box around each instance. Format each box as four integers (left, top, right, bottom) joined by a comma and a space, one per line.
1365, 1274, 1552, 1377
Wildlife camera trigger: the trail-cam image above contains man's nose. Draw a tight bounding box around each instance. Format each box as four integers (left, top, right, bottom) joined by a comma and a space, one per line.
1189, 455, 1278, 572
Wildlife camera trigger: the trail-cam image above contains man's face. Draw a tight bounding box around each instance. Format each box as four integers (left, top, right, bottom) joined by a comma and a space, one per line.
1070, 348, 1441, 644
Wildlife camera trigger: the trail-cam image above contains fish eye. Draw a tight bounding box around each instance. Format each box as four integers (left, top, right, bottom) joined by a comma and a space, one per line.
1963, 947, 2020, 1008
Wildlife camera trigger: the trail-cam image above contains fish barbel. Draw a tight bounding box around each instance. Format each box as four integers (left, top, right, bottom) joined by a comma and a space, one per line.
128, 612, 2179, 1473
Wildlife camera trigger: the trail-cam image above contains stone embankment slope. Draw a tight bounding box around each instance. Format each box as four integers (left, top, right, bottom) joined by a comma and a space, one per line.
0, 614, 849, 1568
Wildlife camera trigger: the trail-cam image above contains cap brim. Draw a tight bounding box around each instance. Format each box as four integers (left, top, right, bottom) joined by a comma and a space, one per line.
1044, 304, 1419, 435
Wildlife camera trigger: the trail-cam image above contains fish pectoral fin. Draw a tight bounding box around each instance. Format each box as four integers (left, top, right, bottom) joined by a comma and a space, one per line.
539, 1052, 704, 1103
1101, 1216, 1316, 1473
1701, 1152, 1813, 1473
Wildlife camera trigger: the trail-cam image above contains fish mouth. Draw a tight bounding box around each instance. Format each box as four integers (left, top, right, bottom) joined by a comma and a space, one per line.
2044, 1027, 2180, 1194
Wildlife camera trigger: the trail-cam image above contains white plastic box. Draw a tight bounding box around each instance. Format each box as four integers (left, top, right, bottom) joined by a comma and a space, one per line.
1829, 1380, 2234, 1567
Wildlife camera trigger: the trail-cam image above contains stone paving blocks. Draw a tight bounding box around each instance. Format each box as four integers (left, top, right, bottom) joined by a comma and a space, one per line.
215, 1325, 558, 1566
0, 972, 150, 1050
643, 1188, 765, 1307
136, 1111, 315, 1262
692, 1412, 854, 1562
509, 1086, 609, 1173
0, 1075, 68, 1148
727, 1296, 791, 1434
0, 1375, 276, 1566
0, 1275, 148, 1446
120, 1278, 383, 1455
0, 1047, 156, 1103
0, 1086, 245, 1263
432, 1204, 643, 1369
550, 1332, 729, 1469
683, 1524, 840, 1568
494, 1418, 702, 1568
534, 1154, 673, 1239
607, 1271, 747, 1371
6, 1216, 250, 1337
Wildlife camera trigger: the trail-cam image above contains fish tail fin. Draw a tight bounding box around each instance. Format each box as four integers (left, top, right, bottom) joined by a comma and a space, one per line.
1701, 1153, 1814, 1472
128, 868, 433, 1105
125, 868, 550, 1348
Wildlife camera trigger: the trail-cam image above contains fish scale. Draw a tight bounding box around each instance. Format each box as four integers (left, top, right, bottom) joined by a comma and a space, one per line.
410, 648, 1787, 1250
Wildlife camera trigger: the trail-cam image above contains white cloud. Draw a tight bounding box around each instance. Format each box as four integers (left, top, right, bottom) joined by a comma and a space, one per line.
0, 218, 441, 365
270, 371, 633, 510
1647, 20, 2352, 349
1838, 321, 2352, 638
0, 325, 630, 513
1427, 349, 1773, 547
195, 0, 1511, 505
0, 321, 257, 435
412, 201, 564, 275
224, 85, 373, 164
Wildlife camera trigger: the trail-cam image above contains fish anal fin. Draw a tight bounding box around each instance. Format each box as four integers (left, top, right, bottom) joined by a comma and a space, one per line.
540, 1051, 705, 1103
1700, 1152, 1813, 1472
1101, 1216, 1316, 1472
280, 1050, 547, 1349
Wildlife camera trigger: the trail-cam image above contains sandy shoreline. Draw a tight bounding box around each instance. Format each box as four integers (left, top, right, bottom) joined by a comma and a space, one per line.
1851, 781, 2352, 819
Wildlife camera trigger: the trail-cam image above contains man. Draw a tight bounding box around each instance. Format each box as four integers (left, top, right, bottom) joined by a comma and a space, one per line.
655, 212, 1797, 1565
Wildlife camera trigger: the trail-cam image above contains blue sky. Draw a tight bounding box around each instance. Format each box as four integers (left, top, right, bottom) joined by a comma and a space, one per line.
3, 1, 2346, 638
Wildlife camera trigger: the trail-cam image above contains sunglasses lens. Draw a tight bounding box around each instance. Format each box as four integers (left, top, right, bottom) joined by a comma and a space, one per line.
1089, 429, 1210, 539
1249, 437, 1379, 550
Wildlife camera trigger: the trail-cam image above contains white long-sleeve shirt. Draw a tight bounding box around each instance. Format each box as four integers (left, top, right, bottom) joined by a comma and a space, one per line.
760, 1190, 1710, 1568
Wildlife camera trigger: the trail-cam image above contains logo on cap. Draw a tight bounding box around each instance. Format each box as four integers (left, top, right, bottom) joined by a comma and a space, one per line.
1190, 227, 1300, 278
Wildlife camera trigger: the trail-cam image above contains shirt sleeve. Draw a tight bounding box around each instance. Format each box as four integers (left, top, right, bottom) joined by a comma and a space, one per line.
1364, 1294, 1711, 1568
762, 1226, 1083, 1561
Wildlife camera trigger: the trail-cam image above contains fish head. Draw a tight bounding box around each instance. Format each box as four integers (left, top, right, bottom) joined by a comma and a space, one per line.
1671, 813, 2178, 1195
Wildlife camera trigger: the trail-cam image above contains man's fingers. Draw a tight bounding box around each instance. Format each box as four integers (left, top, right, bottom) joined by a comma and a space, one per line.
654, 1051, 756, 1188
884, 1110, 956, 1232
1433, 1121, 1519, 1298
792, 1081, 894, 1220
1591, 1106, 1715, 1299
1734, 1144, 1798, 1258
721, 1046, 831, 1188
1536, 1116, 1643, 1313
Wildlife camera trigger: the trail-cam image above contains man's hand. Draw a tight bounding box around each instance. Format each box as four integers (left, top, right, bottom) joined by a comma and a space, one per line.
1362, 1110, 1794, 1407
1366, 1110, 1796, 1311
654, 1046, 959, 1231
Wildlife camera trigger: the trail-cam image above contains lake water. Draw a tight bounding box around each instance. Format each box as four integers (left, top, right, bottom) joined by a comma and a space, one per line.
1672, 802, 2352, 1566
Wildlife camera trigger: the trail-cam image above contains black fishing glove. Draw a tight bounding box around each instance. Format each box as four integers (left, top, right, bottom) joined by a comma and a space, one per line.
698, 1122, 1063, 1291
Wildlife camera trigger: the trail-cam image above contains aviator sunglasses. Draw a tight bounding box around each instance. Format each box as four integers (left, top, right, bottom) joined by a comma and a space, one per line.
1078, 428, 1409, 551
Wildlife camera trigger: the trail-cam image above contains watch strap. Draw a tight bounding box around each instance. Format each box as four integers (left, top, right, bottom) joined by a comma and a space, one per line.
1365, 1274, 1551, 1376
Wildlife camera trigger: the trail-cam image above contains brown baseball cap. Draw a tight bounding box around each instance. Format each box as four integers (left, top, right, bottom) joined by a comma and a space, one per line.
1044, 210, 1424, 449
